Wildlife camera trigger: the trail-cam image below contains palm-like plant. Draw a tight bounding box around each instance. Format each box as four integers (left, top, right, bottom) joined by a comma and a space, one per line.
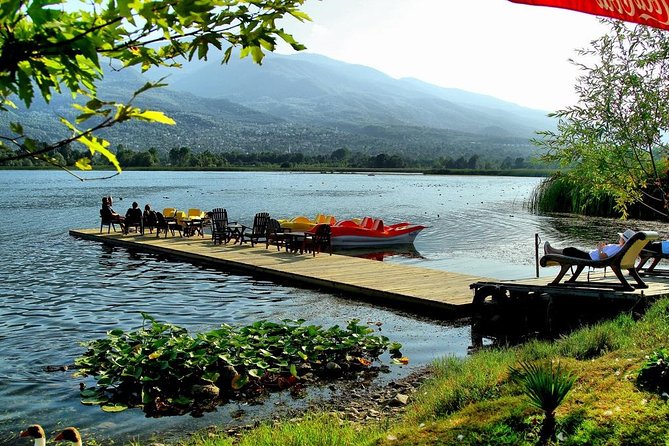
509, 360, 577, 445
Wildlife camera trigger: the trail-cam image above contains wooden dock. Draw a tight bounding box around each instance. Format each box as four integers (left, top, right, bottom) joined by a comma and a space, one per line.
69, 229, 489, 315
471, 270, 669, 307
70, 229, 669, 316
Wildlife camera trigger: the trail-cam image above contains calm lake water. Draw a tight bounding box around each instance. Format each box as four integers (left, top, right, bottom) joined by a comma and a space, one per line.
0, 170, 651, 445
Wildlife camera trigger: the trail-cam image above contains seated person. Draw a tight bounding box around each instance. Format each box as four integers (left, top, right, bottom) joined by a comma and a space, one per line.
101, 196, 125, 231
124, 201, 143, 233
143, 204, 157, 232
544, 229, 635, 260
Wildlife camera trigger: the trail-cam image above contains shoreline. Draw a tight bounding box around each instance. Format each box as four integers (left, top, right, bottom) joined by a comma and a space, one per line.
192, 366, 434, 442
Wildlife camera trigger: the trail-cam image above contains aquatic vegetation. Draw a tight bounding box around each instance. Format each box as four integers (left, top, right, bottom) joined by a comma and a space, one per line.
74, 313, 402, 417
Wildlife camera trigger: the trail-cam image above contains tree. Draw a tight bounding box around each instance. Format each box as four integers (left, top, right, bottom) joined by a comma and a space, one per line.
330, 147, 350, 163
0, 0, 308, 179
169, 146, 191, 166
536, 20, 669, 218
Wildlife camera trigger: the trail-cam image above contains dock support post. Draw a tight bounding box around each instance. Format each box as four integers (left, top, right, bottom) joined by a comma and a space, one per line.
535, 233, 540, 278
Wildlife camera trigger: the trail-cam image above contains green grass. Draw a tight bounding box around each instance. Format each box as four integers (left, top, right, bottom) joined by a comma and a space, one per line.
130, 297, 669, 445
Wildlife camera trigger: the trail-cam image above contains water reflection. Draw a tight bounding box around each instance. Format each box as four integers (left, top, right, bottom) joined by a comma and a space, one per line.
336, 245, 424, 261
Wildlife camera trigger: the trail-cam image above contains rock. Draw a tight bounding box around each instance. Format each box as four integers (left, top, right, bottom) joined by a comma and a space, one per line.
191, 384, 220, 399
390, 393, 409, 406
325, 362, 342, 376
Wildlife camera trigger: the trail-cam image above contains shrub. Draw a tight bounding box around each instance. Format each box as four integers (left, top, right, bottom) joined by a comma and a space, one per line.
509, 360, 577, 445
637, 348, 669, 394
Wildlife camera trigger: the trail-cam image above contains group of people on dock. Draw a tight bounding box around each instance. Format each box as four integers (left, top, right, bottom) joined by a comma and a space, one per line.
101, 196, 157, 234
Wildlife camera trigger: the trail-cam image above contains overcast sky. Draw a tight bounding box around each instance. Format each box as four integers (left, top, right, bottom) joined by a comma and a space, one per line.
276, 0, 609, 111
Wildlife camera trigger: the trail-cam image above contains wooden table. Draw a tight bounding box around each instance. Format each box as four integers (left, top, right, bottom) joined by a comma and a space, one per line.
226, 223, 246, 244
284, 231, 307, 253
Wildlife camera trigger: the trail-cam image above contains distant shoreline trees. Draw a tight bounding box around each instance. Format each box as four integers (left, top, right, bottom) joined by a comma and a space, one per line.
0, 144, 547, 172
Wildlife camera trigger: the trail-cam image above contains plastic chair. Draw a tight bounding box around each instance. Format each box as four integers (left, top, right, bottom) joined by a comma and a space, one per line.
187, 208, 205, 219
162, 208, 177, 219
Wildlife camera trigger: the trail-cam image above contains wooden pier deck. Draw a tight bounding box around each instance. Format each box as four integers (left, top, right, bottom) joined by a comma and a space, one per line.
471, 270, 669, 306
70, 229, 489, 315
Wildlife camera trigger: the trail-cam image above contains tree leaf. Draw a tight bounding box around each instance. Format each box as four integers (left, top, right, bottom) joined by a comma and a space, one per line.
131, 110, 176, 125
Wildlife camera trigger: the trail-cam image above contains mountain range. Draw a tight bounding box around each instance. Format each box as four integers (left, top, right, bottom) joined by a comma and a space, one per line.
1, 51, 556, 161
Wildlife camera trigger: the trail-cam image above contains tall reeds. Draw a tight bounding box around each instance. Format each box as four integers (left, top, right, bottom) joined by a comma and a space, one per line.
527, 174, 615, 216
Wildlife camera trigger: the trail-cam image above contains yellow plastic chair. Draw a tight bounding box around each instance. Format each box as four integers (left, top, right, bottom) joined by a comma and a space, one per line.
175, 210, 188, 224
187, 208, 205, 219
176, 210, 203, 237
163, 207, 177, 219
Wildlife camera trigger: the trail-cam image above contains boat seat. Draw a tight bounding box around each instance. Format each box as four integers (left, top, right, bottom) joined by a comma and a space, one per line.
360, 216, 374, 229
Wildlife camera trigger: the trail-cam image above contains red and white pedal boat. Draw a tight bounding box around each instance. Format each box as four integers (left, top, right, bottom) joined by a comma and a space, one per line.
325, 217, 425, 248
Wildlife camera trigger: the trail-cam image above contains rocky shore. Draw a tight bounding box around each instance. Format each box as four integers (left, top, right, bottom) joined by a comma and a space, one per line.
192, 366, 434, 443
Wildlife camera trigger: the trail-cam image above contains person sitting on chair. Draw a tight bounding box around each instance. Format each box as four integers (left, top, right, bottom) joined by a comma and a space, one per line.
143, 204, 157, 233
544, 229, 635, 260
101, 196, 125, 231
124, 201, 142, 233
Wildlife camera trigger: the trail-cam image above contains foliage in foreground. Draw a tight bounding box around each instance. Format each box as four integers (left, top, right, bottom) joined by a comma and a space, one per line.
535, 20, 669, 219
0, 0, 308, 177
74, 314, 402, 417
171, 298, 669, 446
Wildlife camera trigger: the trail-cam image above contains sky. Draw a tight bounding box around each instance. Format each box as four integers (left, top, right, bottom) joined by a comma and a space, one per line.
276, 0, 610, 111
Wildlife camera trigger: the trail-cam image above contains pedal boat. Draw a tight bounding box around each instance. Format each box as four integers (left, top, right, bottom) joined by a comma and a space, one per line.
324, 217, 425, 248
278, 214, 337, 231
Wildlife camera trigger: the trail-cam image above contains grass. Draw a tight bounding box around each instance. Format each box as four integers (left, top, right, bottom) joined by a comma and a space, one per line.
126, 298, 669, 445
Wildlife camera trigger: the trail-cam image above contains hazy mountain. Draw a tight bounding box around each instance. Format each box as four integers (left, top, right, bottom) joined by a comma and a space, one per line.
165, 52, 553, 138
1, 51, 555, 160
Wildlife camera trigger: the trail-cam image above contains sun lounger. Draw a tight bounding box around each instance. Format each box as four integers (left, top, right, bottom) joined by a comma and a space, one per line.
540, 230, 659, 291
637, 240, 669, 276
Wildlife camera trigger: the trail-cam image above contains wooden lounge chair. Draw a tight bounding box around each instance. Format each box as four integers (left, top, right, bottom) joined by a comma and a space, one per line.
241, 212, 271, 247
211, 208, 238, 245
266, 218, 288, 251
539, 230, 658, 291
637, 241, 669, 276
155, 211, 181, 238
304, 224, 332, 257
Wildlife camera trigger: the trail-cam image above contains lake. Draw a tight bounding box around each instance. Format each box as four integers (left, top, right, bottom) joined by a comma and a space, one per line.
0, 170, 644, 445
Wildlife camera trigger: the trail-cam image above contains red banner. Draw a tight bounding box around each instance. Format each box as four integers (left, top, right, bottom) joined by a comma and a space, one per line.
508, 0, 669, 31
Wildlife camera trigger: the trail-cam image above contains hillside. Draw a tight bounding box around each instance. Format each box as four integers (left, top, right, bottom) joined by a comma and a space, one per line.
0, 52, 555, 161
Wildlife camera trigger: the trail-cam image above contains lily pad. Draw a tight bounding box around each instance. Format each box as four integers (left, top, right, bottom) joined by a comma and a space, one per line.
101, 403, 128, 412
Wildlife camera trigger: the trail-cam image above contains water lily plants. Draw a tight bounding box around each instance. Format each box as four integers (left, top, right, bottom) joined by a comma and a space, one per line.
74, 313, 404, 417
